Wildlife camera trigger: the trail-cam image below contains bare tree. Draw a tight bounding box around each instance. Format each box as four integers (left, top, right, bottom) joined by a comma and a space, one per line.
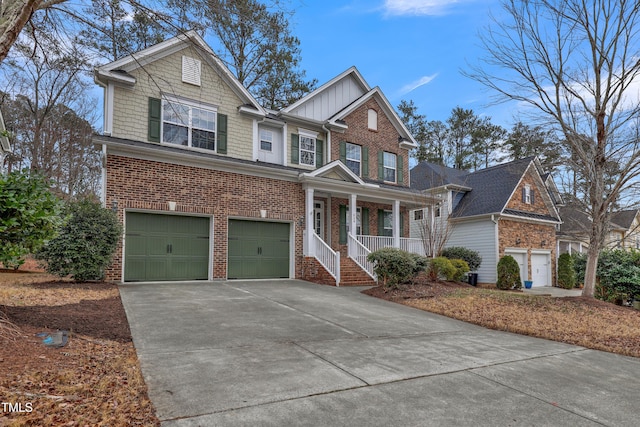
466, 0, 640, 298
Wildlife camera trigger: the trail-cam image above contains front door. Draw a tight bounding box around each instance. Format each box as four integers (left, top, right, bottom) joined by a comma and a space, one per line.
314, 201, 324, 239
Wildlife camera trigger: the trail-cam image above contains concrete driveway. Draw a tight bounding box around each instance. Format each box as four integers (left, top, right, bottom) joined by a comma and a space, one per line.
119, 280, 640, 426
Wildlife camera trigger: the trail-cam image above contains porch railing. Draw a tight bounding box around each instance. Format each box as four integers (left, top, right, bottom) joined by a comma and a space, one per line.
311, 231, 340, 286
400, 237, 426, 256
357, 235, 425, 256
348, 233, 376, 280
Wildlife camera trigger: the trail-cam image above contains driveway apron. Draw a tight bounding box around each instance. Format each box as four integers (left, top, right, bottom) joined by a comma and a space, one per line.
119, 280, 640, 426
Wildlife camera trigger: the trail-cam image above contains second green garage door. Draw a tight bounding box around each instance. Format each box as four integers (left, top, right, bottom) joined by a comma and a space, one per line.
124, 212, 210, 282
228, 220, 290, 279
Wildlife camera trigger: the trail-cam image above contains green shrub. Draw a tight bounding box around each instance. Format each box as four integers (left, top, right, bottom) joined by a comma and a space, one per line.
409, 252, 429, 275
596, 249, 640, 303
37, 199, 122, 282
367, 247, 417, 289
496, 255, 522, 290
557, 253, 576, 289
571, 252, 587, 286
427, 257, 457, 281
0, 170, 63, 269
441, 246, 482, 271
449, 258, 470, 282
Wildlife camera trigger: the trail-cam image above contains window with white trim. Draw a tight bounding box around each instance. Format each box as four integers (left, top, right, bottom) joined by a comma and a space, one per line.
299, 134, 316, 166
435, 203, 442, 218
383, 210, 393, 236
524, 184, 532, 204
383, 152, 397, 182
260, 129, 273, 152
162, 99, 216, 150
346, 143, 361, 176
414, 209, 424, 221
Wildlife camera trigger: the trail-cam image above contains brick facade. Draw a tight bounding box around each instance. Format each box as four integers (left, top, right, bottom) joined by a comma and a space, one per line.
331, 98, 411, 186
105, 155, 305, 281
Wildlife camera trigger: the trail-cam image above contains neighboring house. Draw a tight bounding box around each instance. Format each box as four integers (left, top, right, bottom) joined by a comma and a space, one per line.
94, 31, 429, 285
557, 207, 640, 255
0, 108, 11, 175
410, 157, 563, 287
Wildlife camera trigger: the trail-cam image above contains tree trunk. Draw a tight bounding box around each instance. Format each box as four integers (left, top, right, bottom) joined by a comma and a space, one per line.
582, 245, 599, 298
0, 0, 40, 63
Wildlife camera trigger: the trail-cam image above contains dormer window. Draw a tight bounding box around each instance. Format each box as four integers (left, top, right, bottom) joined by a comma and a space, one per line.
368, 109, 378, 131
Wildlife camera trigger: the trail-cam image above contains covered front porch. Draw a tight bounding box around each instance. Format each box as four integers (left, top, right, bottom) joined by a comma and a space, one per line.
299, 161, 434, 286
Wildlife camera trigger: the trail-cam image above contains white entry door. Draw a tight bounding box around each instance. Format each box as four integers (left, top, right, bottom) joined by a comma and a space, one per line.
531, 253, 551, 287
505, 250, 526, 287
314, 201, 324, 239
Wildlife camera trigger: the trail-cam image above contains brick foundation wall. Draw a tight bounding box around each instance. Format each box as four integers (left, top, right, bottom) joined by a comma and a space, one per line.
105, 155, 305, 281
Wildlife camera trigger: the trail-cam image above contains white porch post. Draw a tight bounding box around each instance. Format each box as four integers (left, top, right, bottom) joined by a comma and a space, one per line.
393, 199, 400, 248
349, 193, 357, 237
305, 187, 314, 256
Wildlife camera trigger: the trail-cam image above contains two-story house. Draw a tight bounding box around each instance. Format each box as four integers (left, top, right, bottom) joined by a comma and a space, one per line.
410, 157, 563, 287
94, 31, 428, 285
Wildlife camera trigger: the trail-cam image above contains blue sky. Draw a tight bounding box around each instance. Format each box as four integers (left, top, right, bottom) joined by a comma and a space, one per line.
289, 0, 515, 127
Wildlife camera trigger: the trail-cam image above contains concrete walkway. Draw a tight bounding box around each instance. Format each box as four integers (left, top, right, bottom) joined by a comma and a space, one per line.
119, 280, 640, 426
523, 286, 584, 297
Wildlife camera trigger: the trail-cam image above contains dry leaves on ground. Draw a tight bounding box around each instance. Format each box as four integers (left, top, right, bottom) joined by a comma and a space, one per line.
0, 271, 159, 426
364, 280, 640, 358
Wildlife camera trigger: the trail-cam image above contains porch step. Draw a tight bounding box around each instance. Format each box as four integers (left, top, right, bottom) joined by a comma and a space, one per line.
339, 257, 377, 286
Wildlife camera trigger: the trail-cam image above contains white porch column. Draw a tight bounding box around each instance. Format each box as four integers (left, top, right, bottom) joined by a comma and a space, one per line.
349, 193, 357, 237
305, 187, 314, 256
393, 199, 400, 248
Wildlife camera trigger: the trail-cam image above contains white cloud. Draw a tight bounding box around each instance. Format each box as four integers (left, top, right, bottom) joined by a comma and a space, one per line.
398, 74, 438, 95
383, 0, 466, 16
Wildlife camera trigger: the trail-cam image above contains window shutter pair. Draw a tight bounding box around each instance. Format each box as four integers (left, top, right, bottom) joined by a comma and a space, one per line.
376, 152, 403, 183
147, 97, 227, 154
291, 133, 323, 166
521, 187, 535, 204
339, 141, 368, 177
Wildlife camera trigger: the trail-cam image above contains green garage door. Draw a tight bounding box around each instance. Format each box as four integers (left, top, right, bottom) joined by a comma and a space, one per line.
228, 220, 290, 279
124, 212, 210, 281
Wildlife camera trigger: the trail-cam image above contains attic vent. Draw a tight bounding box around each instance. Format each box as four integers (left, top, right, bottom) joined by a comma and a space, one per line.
182, 56, 201, 86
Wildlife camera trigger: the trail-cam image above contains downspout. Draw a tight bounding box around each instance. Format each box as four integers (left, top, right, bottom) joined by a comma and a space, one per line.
322, 124, 331, 164
492, 214, 499, 283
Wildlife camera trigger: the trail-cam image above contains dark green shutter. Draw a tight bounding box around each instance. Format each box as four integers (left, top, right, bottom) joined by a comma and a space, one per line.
397, 155, 404, 184
531, 189, 535, 205
291, 134, 299, 164
316, 139, 324, 168
339, 205, 347, 244
377, 209, 385, 236
148, 97, 161, 142
400, 212, 405, 237
362, 147, 369, 177
339, 141, 347, 164
361, 208, 370, 235
378, 151, 384, 180
217, 113, 227, 154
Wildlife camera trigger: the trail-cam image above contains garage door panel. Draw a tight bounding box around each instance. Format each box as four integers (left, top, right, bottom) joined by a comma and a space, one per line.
124, 213, 210, 282
228, 220, 290, 279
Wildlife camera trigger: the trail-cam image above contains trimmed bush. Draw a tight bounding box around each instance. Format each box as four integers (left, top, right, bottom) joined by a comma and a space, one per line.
37, 199, 122, 282
367, 247, 417, 289
596, 249, 640, 304
409, 252, 429, 275
571, 252, 587, 286
449, 258, 470, 282
427, 257, 457, 281
557, 253, 576, 289
496, 255, 522, 290
441, 246, 482, 271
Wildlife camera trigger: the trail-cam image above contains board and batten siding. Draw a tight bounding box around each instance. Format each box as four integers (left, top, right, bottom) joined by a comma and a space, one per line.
446, 220, 497, 283
288, 75, 366, 121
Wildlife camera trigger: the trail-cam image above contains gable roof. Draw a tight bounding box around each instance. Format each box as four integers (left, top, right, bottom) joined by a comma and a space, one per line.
94, 30, 265, 117
611, 209, 639, 230
411, 157, 561, 222
410, 162, 470, 190
280, 67, 416, 147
